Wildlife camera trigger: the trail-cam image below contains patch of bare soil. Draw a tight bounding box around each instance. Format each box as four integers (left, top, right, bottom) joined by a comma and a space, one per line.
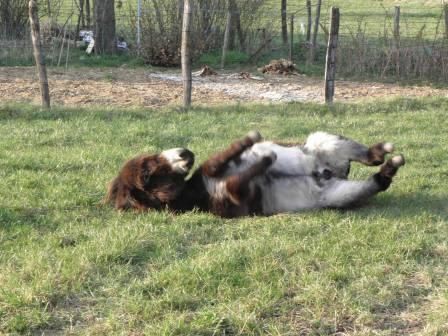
0, 66, 447, 108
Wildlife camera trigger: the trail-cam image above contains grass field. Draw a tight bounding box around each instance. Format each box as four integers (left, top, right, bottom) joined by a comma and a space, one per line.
1, 98, 448, 335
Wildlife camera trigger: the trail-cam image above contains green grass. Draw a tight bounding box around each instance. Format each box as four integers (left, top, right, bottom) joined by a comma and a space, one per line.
198, 50, 250, 68
1, 98, 448, 335
0, 46, 146, 68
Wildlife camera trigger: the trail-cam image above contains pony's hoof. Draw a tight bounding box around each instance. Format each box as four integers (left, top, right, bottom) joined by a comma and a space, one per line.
391, 155, 405, 167
247, 130, 263, 143
383, 142, 394, 153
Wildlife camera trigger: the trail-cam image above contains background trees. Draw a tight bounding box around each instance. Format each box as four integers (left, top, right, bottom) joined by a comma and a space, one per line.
0, 0, 29, 39
94, 0, 116, 54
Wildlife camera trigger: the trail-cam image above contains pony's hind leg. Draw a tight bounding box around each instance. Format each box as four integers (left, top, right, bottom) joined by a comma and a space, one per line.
359, 142, 395, 166
373, 154, 405, 190
320, 155, 405, 208
339, 139, 395, 166
305, 132, 395, 170
201, 131, 262, 177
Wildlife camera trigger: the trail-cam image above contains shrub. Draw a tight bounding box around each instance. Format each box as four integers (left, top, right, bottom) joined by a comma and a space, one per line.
134, 0, 267, 66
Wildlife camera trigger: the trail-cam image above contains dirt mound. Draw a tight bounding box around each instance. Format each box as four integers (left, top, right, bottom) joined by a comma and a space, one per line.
259, 59, 298, 75
193, 65, 218, 77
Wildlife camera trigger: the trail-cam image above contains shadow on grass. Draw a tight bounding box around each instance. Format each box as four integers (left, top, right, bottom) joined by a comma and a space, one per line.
351, 192, 448, 222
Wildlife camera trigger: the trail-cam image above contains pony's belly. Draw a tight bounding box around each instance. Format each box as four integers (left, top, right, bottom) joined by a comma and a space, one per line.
260, 177, 322, 214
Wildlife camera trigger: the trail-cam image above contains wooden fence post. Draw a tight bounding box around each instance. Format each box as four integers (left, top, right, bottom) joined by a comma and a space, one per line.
181, 0, 192, 109
324, 7, 339, 104
289, 15, 294, 61
309, 0, 322, 63
29, 0, 50, 108
306, 0, 311, 43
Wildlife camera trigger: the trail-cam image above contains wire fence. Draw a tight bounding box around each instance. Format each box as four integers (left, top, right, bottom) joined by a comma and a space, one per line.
1, 1, 448, 82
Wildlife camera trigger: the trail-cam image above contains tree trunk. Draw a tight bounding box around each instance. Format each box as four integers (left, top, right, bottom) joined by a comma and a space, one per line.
80, 0, 85, 27
221, 10, 232, 68
228, 0, 237, 50
281, 0, 287, 45
309, 0, 322, 62
94, 0, 116, 54
234, 3, 245, 51
86, 0, 91, 27
306, 0, 311, 42
76, 0, 85, 40
177, 0, 183, 22
46, 0, 51, 17
152, 0, 165, 35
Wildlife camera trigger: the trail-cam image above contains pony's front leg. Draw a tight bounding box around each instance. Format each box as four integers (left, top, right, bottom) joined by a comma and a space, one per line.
201, 131, 262, 177
320, 155, 405, 208
224, 152, 276, 206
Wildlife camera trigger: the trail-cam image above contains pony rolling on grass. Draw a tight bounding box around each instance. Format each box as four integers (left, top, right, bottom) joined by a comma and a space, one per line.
104, 131, 405, 217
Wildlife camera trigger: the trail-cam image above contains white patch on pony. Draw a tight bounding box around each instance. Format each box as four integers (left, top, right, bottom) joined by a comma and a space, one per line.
161, 148, 191, 174
247, 130, 263, 143
203, 178, 233, 202
261, 176, 322, 214
304, 132, 356, 177
241, 142, 315, 176
305, 132, 346, 154
383, 142, 394, 153
391, 155, 405, 167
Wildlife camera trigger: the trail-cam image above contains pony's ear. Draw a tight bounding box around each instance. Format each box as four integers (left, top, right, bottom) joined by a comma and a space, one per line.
104, 176, 132, 210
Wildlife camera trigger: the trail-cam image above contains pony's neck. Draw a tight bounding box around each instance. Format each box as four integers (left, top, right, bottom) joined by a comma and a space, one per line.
169, 170, 210, 212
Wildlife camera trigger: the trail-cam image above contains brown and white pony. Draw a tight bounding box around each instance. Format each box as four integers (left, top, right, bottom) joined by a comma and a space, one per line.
104, 131, 405, 217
